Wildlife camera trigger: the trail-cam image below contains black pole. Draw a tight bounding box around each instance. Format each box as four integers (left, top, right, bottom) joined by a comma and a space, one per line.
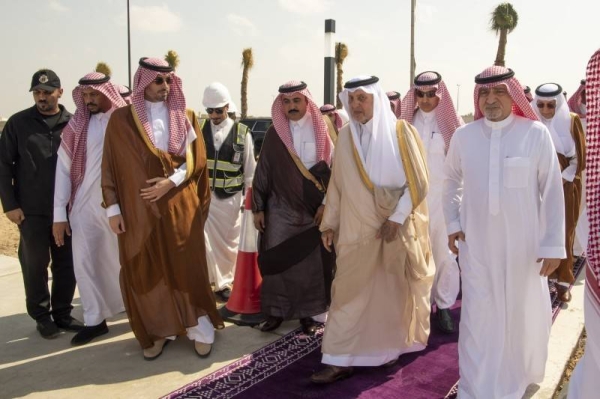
324, 19, 336, 105
127, 0, 132, 88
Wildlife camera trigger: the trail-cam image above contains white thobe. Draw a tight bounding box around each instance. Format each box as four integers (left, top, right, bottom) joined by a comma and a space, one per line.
567, 284, 600, 398
204, 117, 256, 290
413, 109, 460, 309
290, 111, 318, 169
54, 109, 124, 326
443, 114, 566, 399
574, 121, 588, 256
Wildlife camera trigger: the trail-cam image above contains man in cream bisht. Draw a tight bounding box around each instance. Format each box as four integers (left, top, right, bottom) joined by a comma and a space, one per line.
533, 83, 586, 302
53, 72, 126, 346
201, 82, 255, 301
444, 66, 565, 399
312, 75, 433, 384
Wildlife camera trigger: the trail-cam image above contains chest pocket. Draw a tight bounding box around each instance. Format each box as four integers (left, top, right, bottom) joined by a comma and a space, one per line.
303, 142, 317, 163
503, 157, 530, 188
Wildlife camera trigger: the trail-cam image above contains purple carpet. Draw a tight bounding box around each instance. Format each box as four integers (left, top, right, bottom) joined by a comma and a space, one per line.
163, 257, 586, 399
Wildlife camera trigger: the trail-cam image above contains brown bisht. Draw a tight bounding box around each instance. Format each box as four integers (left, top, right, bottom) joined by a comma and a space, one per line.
252, 126, 335, 320
553, 113, 586, 283
101, 106, 223, 349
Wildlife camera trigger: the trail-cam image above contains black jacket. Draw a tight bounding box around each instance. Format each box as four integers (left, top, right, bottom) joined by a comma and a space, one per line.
0, 105, 72, 216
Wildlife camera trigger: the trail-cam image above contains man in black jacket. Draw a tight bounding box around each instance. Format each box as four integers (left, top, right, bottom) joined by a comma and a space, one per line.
0, 69, 83, 339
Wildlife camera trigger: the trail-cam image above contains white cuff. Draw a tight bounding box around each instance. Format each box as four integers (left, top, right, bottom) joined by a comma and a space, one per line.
538, 246, 567, 260
106, 204, 121, 217
169, 169, 186, 187
53, 207, 68, 223
446, 221, 462, 236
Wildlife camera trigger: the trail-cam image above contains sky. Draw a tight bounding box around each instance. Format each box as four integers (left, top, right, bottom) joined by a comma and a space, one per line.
0, 0, 598, 119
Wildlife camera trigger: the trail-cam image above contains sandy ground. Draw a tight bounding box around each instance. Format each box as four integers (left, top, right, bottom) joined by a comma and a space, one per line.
0, 204, 19, 257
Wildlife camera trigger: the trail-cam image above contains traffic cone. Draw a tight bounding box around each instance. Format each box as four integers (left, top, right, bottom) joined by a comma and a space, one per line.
219, 187, 265, 326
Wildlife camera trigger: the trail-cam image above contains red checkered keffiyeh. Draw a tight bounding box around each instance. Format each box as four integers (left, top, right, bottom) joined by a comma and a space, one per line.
319, 103, 343, 130
117, 84, 132, 104
523, 85, 533, 102
567, 80, 586, 119
60, 72, 126, 209
473, 66, 538, 121
132, 57, 191, 156
585, 50, 600, 291
271, 81, 332, 165
386, 91, 402, 119
400, 71, 463, 152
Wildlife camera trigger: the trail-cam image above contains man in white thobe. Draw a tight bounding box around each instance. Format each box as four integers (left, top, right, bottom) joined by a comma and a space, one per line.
444, 66, 565, 399
402, 71, 463, 333
201, 82, 255, 301
53, 72, 126, 346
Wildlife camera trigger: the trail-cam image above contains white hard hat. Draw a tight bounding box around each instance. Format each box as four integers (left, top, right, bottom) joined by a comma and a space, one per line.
202, 82, 232, 108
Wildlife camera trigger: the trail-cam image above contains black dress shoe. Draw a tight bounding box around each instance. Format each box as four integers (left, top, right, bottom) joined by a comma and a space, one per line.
260, 316, 283, 332
300, 317, 317, 336
55, 316, 85, 332
36, 319, 60, 339
310, 365, 354, 384
70, 320, 109, 346
215, 287, 232, 302
436, 308, 455, 334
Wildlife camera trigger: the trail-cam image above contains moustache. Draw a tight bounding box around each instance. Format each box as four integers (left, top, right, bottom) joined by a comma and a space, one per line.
86, 103, 97, 107
288, 109, 299, 114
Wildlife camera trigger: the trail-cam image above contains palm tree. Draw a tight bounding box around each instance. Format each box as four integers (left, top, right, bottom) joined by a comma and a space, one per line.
240, 48, 254, 119
335, 42, 349, 109
490, 3, 519, 67
95, 62, 112, 77
164, 50, 180, 70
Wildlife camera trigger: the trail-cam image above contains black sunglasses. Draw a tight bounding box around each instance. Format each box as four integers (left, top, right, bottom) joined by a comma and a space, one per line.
154, 76, 173, 85
206, 107, 225, 115
536, 102, 556, 109
416, 90, 436, 98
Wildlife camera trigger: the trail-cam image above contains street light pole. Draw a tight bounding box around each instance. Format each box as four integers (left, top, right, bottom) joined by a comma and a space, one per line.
324, 19, 336, 105
127, 0, 132, 88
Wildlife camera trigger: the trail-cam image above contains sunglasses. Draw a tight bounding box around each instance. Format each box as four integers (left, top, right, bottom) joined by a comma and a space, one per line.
153, 76, 173, 85
416, 90, 437, 98
536, 102, 556, 109
206, 107, 225, 115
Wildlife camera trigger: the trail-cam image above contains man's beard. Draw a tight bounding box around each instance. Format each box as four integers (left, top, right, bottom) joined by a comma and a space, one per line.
484, 106, 503, 121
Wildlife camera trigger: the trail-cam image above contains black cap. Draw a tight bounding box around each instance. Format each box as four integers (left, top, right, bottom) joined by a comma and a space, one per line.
344, 76, 379, 89
279, 81, 307, 93
535, 83, 563, 98
78, 74, 110, 86
139, 57, 174, 73
474, 68, 515, 84
29, 69, 61, 92
414, 71, 442, 86
387, 91, 401, 100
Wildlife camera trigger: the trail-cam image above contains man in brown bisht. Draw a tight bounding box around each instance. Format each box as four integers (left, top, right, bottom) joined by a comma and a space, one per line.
101, 57, 223, 360
533, 83, 586, 302
311, 76, 433, 384
252, 80, 335, 335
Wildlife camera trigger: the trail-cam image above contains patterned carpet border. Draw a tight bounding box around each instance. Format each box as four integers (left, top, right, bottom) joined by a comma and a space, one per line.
161, 326, 324, 399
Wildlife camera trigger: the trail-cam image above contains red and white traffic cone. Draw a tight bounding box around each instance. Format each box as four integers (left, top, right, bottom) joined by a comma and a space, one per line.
219, 187, 265, 326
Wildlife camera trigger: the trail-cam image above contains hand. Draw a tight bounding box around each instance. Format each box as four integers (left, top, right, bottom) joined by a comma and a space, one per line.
52, 222, 71, 246
537, 258, 561, 277
140, 177, 175, 202
376, 220, 401, 243
322, 229, 334, 252
109, 214, 126, 235
314, 205, 325, 226
5, 208, 25, 225
253, 211, 265, 233
448, 231, 466, 254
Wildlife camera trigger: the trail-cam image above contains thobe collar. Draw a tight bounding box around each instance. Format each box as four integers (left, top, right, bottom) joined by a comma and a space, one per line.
289, 110, 311, 130
483, 113, 515, 130
359, 117, 374, 135
417, 108, 437, 123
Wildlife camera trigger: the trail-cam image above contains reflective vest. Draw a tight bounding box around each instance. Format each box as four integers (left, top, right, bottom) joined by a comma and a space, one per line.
201, 119, 248, 199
